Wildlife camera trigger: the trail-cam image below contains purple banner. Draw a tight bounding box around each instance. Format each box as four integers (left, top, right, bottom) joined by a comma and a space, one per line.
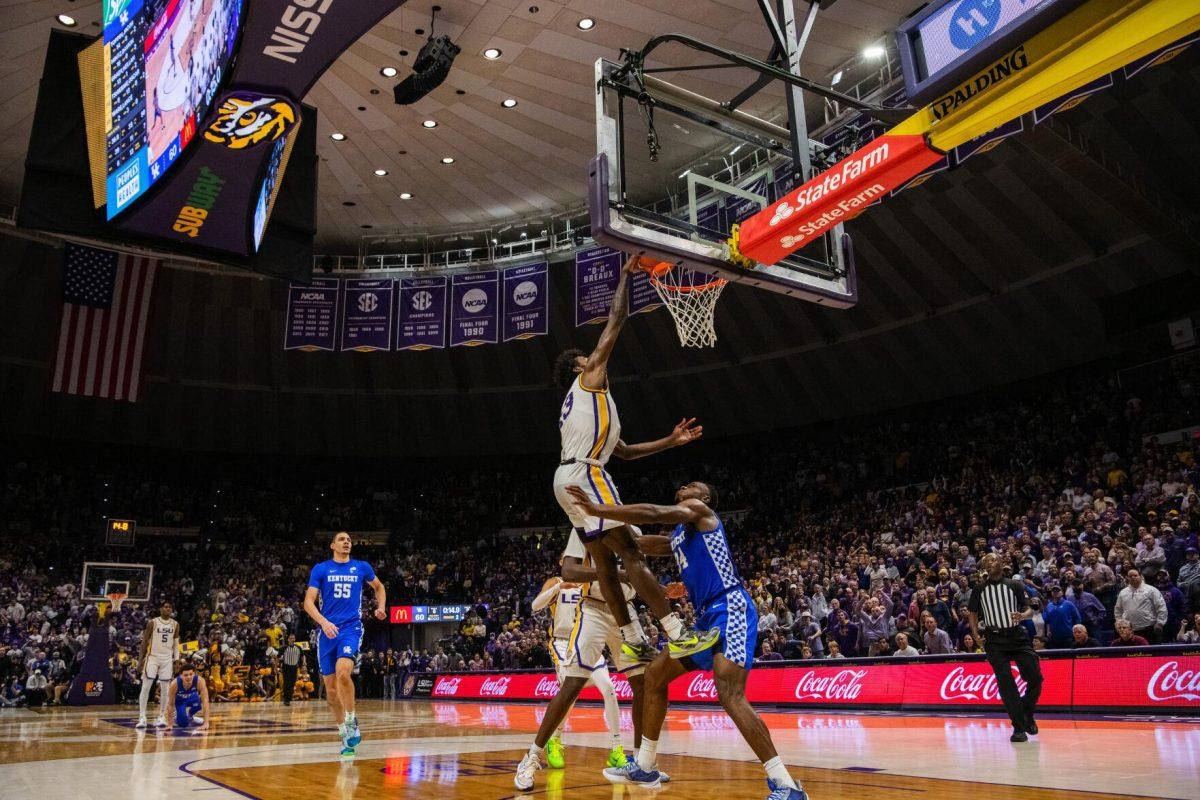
284, 278, 339, 351
340, 278, 394, 352
502, 262, 548, 342
396, 277, 448, 351
1033, 74, 1114, 124
575, 246, 621, 326
450, 271, 500, 347
954, 118, 1025, 163
629, 269, 662, 316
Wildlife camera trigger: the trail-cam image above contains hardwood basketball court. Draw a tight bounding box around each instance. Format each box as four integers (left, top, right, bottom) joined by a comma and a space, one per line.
1, 700, 1195, 799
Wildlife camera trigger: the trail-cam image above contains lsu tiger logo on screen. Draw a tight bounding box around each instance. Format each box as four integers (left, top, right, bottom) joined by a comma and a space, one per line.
203, 93, 298, 150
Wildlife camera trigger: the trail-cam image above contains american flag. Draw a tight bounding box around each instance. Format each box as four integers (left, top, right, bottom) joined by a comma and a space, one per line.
52, 243, 159, 402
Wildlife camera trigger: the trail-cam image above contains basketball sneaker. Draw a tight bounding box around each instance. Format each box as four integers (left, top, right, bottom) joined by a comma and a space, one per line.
606, 746, 628, 768
667, 626, 721, 660
514, 751, 542, 791
546, 736, 565, 769
154, 715, 168, 728
620, 638, 660, 663
135, 716, 148, 729
766, 779, 809, 799
602, 763, 661, 788
340, 745, 356, 759
345, 717, 361, 748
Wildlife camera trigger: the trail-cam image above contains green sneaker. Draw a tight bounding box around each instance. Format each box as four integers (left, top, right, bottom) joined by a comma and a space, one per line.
340, 745, 356, 759
606, 746, 629, 768
667, 626, 721, 659
620, 638, 660, 663
546, 736, 565, 769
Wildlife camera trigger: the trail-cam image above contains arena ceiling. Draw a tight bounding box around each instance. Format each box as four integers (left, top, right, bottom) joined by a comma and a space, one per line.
0, 0, 918, 247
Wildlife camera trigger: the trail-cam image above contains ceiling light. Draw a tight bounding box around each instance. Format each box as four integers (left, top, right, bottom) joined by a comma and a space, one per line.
832, 70, 844, 85
57, 14, 77, 26
380, 66, 398, 78
577, 18, 595, 31
422, 119, 438, 128
501, 98, 518, 108
400, 192, 413, 200
863, 45, 886, 59
330, 132, 347, 141
441, 157, 455, 164
374, 169, 389, 176
483, 48, 502, 60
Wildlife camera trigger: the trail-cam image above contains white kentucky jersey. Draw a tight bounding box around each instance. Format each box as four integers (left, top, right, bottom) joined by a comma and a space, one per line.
563, 530, 637, 602
550, 583, 584, 640
149, 618, 178, 659
558, 375, 621, 464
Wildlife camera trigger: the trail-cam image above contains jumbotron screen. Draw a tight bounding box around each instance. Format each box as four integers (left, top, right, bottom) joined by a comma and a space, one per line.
101, 0, 244, 219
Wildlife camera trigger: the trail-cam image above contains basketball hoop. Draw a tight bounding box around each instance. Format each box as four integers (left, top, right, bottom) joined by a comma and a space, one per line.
102, 592, 127, 620
640, 259, 726, 348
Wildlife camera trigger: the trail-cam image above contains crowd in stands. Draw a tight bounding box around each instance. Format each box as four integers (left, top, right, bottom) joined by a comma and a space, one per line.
0, 357, 1198, 704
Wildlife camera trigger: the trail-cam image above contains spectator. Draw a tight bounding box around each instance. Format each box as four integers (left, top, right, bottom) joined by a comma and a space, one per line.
1043, 586, 1082, 648
921, 614, 954, 654
1070, 624, 1099, 649
1114, 570, 1167, 643
1177, 613, 1200, 644
826, 641, 844, 659
25, 668, 48, 706
960, 633, 983, 654
893, 633, 919, 657
1110, 619, 1149, 647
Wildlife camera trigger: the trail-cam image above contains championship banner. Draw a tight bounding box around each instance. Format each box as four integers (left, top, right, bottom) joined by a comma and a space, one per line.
891, 149, 957, 197
340, 278, 394, 352
426, 650, 1199, 713
450, 271, 500, 347
954, 117, 1024, 163
396, 277, 448, 351
629, 269, 663, 316
284, 278, 339, 351
1123, 31, 1199, 79
575, 246, 621, 326
502, 262, 548, 342
1032, 73, 1114, 123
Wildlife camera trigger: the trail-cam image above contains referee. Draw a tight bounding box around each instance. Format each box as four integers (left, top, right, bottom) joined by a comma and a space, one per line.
281, 634, 302, 706
967, 553, 1043, 742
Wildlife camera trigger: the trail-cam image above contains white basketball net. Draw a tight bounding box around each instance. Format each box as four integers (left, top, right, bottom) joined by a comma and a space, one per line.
649, 267, 727, 348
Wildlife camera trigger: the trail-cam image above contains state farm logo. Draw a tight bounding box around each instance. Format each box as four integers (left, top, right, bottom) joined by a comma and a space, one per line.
794, 669, 867, 701
686, 674, 719, 700
434, 677, 462, 696
940, 665, 1026, 701
479, 676, 512, 697
1148, 662, 1200, 702
535, 677, 560, 698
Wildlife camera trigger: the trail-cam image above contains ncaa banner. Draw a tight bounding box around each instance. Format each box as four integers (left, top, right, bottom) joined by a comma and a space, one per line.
502, 262, 548, 342
575, 246, 621, 326
284, 278, 340, 351
396, 277, 448, 351
450, 271, 500, 347
340, 278, 394, 352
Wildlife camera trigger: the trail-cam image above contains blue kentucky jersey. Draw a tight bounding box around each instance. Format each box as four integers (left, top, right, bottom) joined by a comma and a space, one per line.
669, 519, 742, 611
308, 558, 376, 627
175, 675, 200, 706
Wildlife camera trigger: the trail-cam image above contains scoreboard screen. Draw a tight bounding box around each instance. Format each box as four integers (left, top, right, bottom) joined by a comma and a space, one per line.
100, 0, 244, 218
390, 605, 472, 624
105, 518, 137, 546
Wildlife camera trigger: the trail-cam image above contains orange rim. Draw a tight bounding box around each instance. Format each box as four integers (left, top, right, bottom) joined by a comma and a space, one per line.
649, 273, 727, 293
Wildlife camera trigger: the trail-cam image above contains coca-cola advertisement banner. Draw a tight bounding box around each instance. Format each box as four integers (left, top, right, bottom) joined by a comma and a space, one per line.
428, 651, 1200, 713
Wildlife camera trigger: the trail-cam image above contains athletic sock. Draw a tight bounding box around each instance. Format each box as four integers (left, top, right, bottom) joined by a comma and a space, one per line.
529, 743, 545, 758
620, 622, 645, 643
636, 738, 657, 770
660, 613, 684, 641
764, 757, 798, 790
344, 711, 356, 725
138, 676, 152, 717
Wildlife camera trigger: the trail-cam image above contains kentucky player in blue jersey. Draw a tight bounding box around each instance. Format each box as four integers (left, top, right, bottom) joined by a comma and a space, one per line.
166, 662, 210, 731
303, 531, 387, 758
567, 482, 809, 800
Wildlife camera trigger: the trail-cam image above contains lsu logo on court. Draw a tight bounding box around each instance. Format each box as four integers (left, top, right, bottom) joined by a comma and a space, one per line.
930, 45, 1029, 120
203, 93, 298, 150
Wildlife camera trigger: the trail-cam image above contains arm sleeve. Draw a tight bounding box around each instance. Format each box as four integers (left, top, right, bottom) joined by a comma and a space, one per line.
307, 564, 324, 591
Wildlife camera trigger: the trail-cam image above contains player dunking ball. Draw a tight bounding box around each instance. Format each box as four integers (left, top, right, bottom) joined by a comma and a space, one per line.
137, 600, 179, 729
554, 253, 717, 663
166, 662, 210, 731
567, 483, 810, 800
303, 531, 387, 758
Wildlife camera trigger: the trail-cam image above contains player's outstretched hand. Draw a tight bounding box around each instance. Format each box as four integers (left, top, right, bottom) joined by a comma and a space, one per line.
664, 582, 687, 600
320, 620, 339, 639
623, 254, 642, 273
670, 417, 703, 446
565, 485, 595, 512
374, 606, 387, 621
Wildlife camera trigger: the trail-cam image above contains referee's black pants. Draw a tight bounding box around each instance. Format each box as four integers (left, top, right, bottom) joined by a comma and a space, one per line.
281, 665, 298, 705
983, 627, 1043, 730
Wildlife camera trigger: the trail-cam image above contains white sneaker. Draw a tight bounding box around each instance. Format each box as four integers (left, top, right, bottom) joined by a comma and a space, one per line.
154, 716, 168, 728
514, 751, 542, 791
135, 716, 147, 729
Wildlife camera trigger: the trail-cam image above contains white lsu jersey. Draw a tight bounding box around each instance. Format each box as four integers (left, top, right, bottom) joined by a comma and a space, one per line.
148, 618, 178, 659
550, 583, 584, 640
558, 375, 621, 465
563, 530, 637, 603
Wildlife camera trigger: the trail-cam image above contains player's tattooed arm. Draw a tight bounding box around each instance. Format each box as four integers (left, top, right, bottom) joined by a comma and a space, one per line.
582, 255, 637, 389
613, 417, 703, 460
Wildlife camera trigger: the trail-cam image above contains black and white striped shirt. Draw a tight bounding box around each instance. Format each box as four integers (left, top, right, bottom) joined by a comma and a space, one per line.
967, 578, 1029, 630
282, 644, 302, 667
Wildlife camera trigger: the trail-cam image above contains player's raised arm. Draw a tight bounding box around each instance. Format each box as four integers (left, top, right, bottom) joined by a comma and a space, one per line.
531, 577, 564, 612
614, 417, 703, 460
581, 255, 637, 389
565, 486, 715, 529
369, 576, 387, 621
